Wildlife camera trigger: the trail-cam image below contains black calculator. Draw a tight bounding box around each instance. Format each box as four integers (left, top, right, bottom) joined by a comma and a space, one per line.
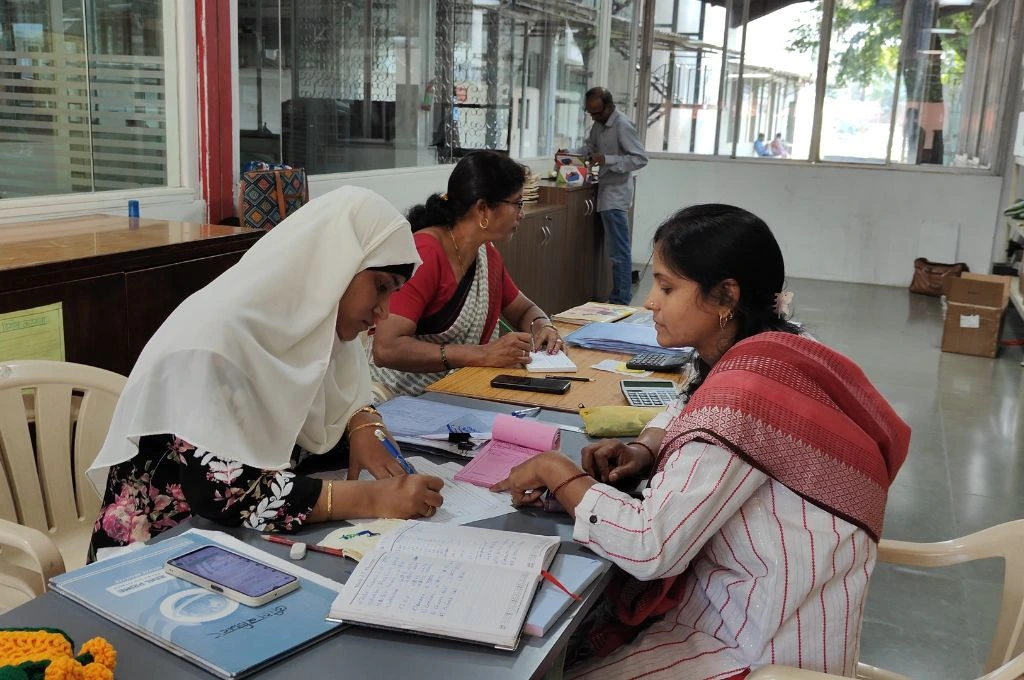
626, 350, 694, 372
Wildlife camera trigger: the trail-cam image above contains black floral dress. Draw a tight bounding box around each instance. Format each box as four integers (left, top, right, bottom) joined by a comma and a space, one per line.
89, 434, 347, 559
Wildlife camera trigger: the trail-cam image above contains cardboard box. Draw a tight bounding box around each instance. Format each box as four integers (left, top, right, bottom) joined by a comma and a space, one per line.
941, 274, 1013, 358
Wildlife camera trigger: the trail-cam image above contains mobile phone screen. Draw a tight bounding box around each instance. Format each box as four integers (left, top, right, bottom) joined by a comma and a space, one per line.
490, 374, 570, 393
167, 546, 295, 597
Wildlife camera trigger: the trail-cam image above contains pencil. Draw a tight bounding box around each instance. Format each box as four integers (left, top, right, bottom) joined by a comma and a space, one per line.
260, 534, 348, 559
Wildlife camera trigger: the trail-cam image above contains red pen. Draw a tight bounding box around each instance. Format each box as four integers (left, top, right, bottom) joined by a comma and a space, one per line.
260, 534, 348, 559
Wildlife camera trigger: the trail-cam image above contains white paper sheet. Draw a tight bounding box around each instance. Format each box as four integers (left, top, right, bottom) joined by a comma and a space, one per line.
407, 457, 518, 525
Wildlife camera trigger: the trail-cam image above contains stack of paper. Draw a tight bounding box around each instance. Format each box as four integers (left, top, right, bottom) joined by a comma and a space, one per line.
553, 302, 639, 325
526, 350, 577, 372
564, 322, 682, 355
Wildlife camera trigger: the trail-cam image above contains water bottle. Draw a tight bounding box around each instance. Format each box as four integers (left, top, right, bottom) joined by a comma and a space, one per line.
128, 199, 140, 229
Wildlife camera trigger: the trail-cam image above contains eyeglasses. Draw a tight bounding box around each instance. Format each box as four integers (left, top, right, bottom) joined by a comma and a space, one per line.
500, 198, 525, 209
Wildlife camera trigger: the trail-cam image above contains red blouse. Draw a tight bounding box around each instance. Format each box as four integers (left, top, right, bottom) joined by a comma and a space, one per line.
389, 232, 520, 344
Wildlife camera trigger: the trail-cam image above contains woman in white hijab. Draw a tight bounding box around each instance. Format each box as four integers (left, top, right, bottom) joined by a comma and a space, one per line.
88, 187, 443, 558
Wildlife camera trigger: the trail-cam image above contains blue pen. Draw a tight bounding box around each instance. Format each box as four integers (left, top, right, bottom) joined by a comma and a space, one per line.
511, 406, 541, 418
373, 429, 416, 474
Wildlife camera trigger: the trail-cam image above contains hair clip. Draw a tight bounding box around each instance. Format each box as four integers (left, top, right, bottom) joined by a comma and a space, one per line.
773, 291, 794, 318
440, 192, 448, 201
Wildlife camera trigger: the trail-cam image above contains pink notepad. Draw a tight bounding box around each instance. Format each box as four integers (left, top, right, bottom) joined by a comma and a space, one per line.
454, 414, 561, 487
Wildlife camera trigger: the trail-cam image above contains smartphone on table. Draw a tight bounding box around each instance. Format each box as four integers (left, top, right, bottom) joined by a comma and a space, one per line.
490, 374, 571, 395
164, 545, 299, 607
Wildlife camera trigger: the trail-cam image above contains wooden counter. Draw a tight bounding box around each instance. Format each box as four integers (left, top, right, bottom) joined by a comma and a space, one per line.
0, 215, 263, 374
426, 323, 679, 413
0, 216, 254, 272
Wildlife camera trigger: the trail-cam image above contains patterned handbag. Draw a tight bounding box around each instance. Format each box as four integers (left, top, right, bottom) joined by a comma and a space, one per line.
909, 257, 969, 296
238, 163, 309, 231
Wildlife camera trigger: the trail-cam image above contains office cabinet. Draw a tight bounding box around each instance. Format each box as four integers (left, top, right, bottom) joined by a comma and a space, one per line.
495, 184, 607, 316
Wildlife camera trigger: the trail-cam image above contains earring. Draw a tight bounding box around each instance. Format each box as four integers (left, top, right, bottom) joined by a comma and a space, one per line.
719, 312, 734, 330
479, 217, 489, 230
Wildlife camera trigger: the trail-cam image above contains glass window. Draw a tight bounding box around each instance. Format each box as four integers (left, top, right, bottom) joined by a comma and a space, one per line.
510, 12, 594, 158
642, 0, 816, 158
817, 0, 1011, 167
731, 3, 817, 160
0, 0, 175, 198
240, 0, 600, 174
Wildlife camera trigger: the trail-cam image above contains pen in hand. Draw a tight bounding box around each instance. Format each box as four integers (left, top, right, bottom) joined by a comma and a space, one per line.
373, 428, 416, 474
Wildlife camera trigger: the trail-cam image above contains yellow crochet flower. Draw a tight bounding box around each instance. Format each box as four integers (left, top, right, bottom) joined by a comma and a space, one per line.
42, 655, 81, 680
0, 629, 73, 665
0, 629, 116, 680
80, 663, 113, 680
78, 638, 115, 672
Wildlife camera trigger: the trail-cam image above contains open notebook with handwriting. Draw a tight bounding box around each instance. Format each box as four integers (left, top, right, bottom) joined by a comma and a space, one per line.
327, 521, 560, 650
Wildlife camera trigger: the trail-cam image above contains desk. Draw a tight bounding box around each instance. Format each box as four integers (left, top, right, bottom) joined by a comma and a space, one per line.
0, 394, 612, 680
0, 215, 262, 374
427, 323, 680, 412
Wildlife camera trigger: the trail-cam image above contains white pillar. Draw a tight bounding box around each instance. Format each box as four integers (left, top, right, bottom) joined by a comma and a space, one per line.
591, 0, 613, 88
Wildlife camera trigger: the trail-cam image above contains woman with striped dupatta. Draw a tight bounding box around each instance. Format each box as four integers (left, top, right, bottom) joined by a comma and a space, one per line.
494, 204, 910, 680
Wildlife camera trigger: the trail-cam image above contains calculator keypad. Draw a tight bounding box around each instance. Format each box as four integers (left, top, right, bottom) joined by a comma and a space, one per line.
623, 388, 679, 407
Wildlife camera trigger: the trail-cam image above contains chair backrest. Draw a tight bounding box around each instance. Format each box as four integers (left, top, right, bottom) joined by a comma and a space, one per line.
0, 360, 126, 541
877, 519, 1024, 674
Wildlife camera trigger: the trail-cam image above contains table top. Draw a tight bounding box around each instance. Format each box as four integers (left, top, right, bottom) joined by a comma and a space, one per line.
426, 323, 681, 412
0, 394, 614, 680
0, 215, 259, 272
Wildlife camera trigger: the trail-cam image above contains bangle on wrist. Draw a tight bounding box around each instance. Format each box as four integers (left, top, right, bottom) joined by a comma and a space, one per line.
530, 316, 553, 329
348, 421, 385, 437
627, 440, 656, 460
326, 480, 334, 520
440, 343, 452, 371
550, 471, 589, 497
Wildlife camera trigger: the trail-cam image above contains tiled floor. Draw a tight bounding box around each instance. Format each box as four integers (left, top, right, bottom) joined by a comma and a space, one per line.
630, 273, 1024, 679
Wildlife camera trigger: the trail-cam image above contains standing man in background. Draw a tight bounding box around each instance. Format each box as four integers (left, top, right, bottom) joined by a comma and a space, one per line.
569, 87, 648, 305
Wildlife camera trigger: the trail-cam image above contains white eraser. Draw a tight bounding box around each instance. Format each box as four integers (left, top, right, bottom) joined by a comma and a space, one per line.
289, 542, 307, 560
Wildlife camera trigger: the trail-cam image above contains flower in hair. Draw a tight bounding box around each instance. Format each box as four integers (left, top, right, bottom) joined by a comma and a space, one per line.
773, 291, 794, 318
440, 193, 448, 201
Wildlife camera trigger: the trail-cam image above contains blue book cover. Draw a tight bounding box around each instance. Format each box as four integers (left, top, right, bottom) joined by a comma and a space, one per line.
50, 531, 343, 678
524, 553, 604, 637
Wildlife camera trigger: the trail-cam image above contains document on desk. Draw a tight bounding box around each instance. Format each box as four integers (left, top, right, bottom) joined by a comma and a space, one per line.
328, 521, 560, 649
406, 457, 517, 525
525, 350, 577, 372
376, 395, 500, 437
454, 414, 561, 488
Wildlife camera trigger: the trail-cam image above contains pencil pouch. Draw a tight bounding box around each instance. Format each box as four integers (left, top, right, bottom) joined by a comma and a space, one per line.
578, 406, 663, 438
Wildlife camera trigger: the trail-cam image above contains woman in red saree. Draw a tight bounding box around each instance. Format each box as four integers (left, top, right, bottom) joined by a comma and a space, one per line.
371, 151, 561, 397
494, 204, 910, 680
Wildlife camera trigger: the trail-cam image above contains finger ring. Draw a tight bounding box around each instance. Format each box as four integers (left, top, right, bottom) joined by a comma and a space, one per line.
425, 506, 436, 517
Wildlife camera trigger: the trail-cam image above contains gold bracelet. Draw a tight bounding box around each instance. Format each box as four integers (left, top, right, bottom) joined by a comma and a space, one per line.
326, 480, 333, 520
352, 405, 380, 418
348, 421, 386, 437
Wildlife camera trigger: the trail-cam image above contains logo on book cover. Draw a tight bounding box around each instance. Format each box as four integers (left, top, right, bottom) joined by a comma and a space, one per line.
159, 588, 239, 624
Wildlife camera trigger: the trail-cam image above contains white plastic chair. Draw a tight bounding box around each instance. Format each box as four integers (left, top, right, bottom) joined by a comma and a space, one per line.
0, 360, 126, 610
748, 520, 1024, 680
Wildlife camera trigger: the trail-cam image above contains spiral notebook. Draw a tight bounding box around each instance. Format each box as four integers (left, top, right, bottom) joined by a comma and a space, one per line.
454, 414, 561, 487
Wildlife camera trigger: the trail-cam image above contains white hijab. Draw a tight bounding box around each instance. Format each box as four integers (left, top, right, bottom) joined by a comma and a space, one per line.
88, 186, 420, 488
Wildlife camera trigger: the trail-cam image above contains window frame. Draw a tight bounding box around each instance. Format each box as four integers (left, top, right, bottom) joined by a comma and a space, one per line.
0, 0, 200, 226
630, 0, 1023, 176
